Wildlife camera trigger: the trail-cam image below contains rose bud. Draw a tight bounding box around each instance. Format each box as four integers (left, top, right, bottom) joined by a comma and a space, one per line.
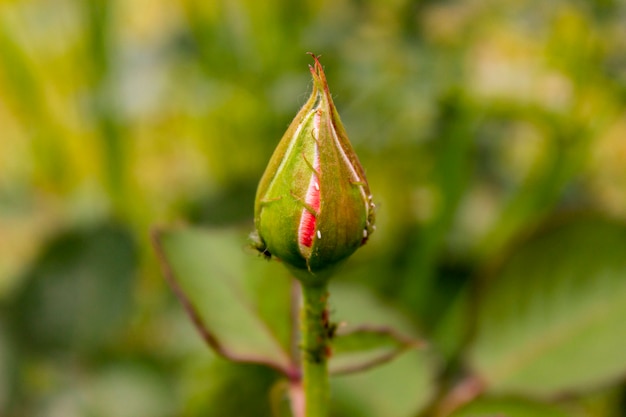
252, 54, 375, 284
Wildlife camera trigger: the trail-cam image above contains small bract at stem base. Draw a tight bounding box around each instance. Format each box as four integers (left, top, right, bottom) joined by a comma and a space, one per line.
300, 282, 330, 417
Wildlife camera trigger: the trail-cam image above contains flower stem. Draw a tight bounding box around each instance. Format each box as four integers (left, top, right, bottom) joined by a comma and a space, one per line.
300, 282, 330, 417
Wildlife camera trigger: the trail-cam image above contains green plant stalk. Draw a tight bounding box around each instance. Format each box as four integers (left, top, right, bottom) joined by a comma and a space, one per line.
301, 282, 330, 417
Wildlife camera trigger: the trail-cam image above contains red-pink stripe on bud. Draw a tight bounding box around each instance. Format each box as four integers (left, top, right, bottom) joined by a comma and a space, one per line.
298, 111, 322, 253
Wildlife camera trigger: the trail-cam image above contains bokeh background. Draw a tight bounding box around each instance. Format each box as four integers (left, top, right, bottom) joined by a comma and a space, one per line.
1, 0, 626, 416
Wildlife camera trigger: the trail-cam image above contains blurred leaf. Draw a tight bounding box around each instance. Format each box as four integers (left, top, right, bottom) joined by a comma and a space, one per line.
10, 223, 137, 354
328, 284, 435, 417
331, 348, 436, 417
449, 396, 572, 417
0, 321, 13, 412
13, 361, 175, 417
180, 358, 278, 417
330, 282, 421, 339
152, 227, 293, 374
329, 282, 426, 375
399, 90, 475, 325
185, 180, 258, 226
155, 227, 424, 379
268, 379, 295, 417
431, 287, 472, 363
330, 328, 415, 376
82, 0, 129, 214
469, 216, 626, 396
78, 363, 175, 417
573, 386, 626, 417
0, 22, 67, 187
475, 110, 591, 262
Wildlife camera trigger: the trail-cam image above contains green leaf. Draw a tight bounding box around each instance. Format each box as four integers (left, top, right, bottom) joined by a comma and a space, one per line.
11, 223, 137, 353
329, 283, 425, 375
16, 362, 175, 417
330, 329, 413, 375
331, 349, 436, 417
326, 282, 435, 417
0, 322, 12, 411
152, 227, 293, 374
468, 217, 626, 396
154, 227, 423, 378
449, 397, 573, 417
181, 358, 279, 417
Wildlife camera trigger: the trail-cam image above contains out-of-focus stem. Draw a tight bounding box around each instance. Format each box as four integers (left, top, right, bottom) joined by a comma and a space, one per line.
288, 381, 305, 417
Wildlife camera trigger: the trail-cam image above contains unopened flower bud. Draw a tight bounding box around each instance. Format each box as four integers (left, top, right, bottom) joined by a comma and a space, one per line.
252, 54, 375, 284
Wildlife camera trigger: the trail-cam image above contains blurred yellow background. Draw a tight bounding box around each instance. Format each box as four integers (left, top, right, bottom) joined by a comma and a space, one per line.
1, 0, 625, 416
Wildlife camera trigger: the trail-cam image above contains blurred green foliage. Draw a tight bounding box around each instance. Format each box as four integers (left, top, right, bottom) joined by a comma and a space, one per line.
1, 0, 626, 416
